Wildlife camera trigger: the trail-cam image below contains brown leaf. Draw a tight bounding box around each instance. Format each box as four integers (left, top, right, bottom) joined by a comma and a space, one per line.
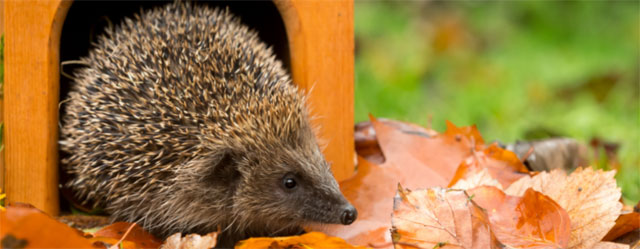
449, 144, 530, 188
505, 138, 589, 172
391, 186, 502, 249
91, 222, 162, 249
505, 167, 622, 249
0, 203, 97, 248
603, 212, 640, 241
611, 229, 639, 248
355, 121, 385, 164
469, 186, 571, 248
57, 215, 110, 230
235, 232, 367, 249
590, 242, 630, 249
160, 232, 218, 249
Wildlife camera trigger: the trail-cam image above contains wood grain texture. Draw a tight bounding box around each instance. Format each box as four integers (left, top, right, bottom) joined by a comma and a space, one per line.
0, 0, 5, 192
275, 0, 355, 181
4, 0, 71, 215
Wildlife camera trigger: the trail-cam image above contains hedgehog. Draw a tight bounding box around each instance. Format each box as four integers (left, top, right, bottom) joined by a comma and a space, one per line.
60, 2, 356, 247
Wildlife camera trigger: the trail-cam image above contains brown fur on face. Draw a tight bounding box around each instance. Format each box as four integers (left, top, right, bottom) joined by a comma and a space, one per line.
60, 2, 355, 246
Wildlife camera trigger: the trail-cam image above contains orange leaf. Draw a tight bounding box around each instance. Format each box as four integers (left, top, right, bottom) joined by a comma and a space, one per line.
355, 119, 438, 164
469, 186, 570, 248
0, 203, 97, 248
89, 238, 139, 249
235, 232, 368, 249
391, 187, 502, 249
506, 167, 622, 249
442, 120, 485, 146
91, 222, 162, 249
371, 118, 484, 190
320, 157, 398, 247
603, 212, 640, 241
321, 119, 487, 247
449, 144, 530, 188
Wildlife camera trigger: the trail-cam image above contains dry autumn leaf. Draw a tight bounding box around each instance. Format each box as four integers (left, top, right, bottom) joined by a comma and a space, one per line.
371, 117, 485, 188
505, 167, 622, 249
450, 168, 502, 190
0, 203, 97, 248
320, 157, 398, 247
90, 222, 163, 249
590, 242, 630, 249
448, 144, 530, 188
391, 186, 502, 249
355, 119, 438, 164
505, 138, 588, 172
235, 232, 368, 249
468, 186, 571, 248
355, 121, 385, 164
160, 232, 218, 249
322, 118, 487, 247
603, 212, 640, 241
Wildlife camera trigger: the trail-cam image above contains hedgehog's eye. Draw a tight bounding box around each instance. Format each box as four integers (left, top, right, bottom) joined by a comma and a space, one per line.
283, 176, 297, 189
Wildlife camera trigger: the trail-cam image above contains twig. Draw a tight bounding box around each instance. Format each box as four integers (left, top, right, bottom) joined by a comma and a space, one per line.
521, 146, 535, 162
108, 223, 136, 249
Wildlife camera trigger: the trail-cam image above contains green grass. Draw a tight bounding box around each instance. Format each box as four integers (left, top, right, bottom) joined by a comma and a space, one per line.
354, 1, 639, 203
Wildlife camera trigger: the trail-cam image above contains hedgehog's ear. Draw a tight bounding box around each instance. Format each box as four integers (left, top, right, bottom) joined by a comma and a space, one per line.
206, 151, 242, 188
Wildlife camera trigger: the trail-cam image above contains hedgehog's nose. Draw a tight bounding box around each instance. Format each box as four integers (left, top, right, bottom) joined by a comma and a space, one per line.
340, 205, 357, 225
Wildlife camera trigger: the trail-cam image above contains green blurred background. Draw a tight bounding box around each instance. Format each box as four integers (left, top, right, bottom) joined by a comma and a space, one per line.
353, 1, 639, 203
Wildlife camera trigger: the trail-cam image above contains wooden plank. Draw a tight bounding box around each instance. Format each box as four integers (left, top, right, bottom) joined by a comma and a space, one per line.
4, 0, 71, 215
275, 0, 355, 181
0, 0, 5, 191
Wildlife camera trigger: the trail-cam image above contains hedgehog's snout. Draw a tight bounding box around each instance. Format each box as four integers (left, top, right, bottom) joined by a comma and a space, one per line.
340, 204, 357, 225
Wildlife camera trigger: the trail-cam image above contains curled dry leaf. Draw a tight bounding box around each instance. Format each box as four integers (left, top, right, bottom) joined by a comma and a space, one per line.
0, 203, 96, 248
469, 186, 571, 248
235, 232, 367, 249
160, 232, 218, 249
611, 230, 640, 248
505, 167, 622, 249
323, 118, 487, 247
449, 144, 530, 188
355, 121, 385, 164
505, 138, 588, 172
391, 186, 502, 249
603, 212, 640, 241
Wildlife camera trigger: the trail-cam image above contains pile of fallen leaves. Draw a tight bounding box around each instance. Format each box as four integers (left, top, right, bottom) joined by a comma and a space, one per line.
1, 117, 638, 248
317, 117, 638, 249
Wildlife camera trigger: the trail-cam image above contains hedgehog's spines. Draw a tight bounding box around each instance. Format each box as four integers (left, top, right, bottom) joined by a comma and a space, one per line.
61, 2, 347, 245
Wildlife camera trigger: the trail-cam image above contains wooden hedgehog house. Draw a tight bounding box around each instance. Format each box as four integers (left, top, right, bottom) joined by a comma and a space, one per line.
1, 0, 354, 216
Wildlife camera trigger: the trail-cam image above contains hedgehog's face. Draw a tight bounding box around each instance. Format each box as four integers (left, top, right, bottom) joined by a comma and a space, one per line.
213, 140, 357, 233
